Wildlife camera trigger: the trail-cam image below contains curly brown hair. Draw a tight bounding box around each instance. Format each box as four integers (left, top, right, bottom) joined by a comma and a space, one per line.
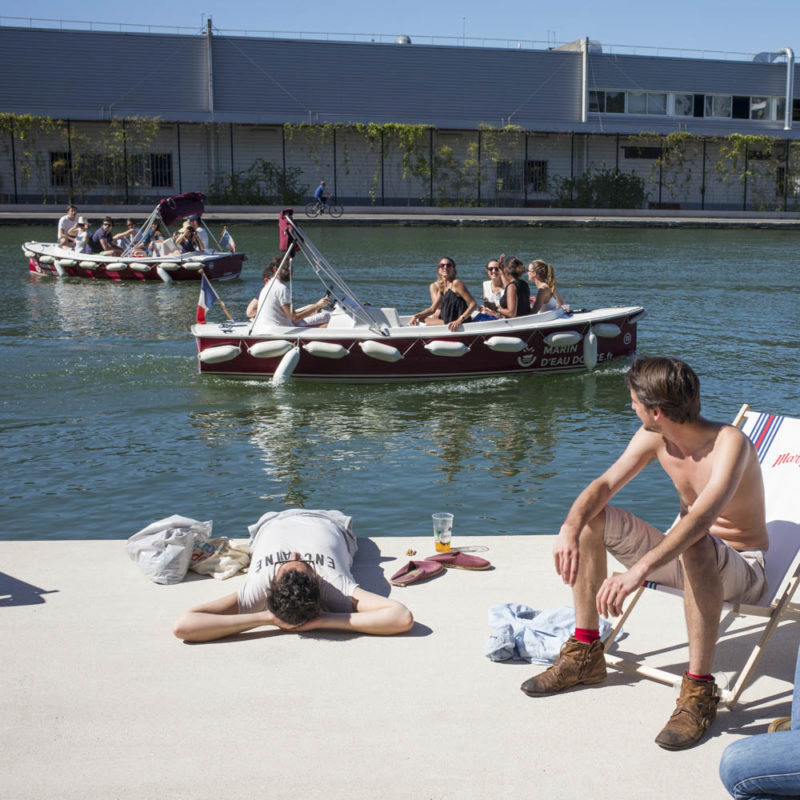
267, 569, 321, 626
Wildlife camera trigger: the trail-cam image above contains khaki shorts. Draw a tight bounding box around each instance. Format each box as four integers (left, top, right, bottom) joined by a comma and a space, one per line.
603, 505, 768, 605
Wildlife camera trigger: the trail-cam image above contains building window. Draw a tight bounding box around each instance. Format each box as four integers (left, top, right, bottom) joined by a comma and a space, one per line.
622, 146, 662, 160
150, 153, 173, 187
732, 96, 750, 119
674, 94, 693, 116
750, 97, 769, 120
777, 166, 800, 196
526, 160, 548, 192
50, 152, 71, 187
705, 95, 732, 118
588, 90, 624, 113
589, 90, 604, 112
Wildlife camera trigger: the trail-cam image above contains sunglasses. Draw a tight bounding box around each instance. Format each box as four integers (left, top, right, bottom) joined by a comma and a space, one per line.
488, 266, 500, 272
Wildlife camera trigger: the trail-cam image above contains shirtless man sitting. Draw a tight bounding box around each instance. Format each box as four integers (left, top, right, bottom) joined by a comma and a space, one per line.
173, 509, 413, 641
520, 356, 768, 751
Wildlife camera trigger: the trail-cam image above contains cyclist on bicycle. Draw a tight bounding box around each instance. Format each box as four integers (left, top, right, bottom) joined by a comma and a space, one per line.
313, 180, 331, 214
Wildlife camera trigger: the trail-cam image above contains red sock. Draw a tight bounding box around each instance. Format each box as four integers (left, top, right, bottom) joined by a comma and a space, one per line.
574, 627, 600, 644
687, 672, 713, 682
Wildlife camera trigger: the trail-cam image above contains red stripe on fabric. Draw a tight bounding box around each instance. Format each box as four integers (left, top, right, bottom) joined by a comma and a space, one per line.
753, 414, 775, 451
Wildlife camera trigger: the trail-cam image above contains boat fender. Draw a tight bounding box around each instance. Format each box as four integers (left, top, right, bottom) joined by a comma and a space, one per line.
302, 341, 349, 359
39, 255, 55, 264
592, 323, 621, 338
359, 340, 404, 363
424, 340, 470, 357
183, 261, 205, 271
583, 331, 598, 371
105, 262, 128, 272
79, 261, 98, 269
57, 259, 77, 268
248, 340, 293, 359
271, 346, 300, 385
156, 266, 173, 284
484, 336, 526, 353
544, 330, 582, 348
198, 344, 241, 364
23, 249, 35, 258
158, 262, 181, 272
54, 261, 67, 277
130, 262, 151, 272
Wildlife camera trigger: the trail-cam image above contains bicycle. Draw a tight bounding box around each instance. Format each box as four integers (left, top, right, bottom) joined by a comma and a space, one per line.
304, 196, 343, 219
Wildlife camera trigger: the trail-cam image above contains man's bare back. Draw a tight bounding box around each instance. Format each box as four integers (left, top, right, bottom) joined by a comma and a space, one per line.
652, 418, 768, 551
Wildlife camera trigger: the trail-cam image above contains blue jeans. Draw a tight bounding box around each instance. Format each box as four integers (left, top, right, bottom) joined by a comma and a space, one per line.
719, 646, 800, 799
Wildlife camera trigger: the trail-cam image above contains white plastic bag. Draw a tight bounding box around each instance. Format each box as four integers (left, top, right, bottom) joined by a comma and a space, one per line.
126, 515, 213, 585
190, 537, 250, 580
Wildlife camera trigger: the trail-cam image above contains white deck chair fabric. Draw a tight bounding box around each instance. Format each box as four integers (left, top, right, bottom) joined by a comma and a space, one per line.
605, 404, 800, 707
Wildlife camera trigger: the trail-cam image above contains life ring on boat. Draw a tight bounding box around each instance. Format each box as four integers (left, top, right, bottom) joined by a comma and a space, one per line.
248, 340, 293, 359
302, 341, 349, 359
424, 340, 470, 357
484, 336, 526, 353
583, 331, 598, 371
592, 323, 621, 338
543, 330, 582, 348
198, 344, 241, 364
359, 340, 404, 363
271, 346, 300, 384
105, 262, 128, 272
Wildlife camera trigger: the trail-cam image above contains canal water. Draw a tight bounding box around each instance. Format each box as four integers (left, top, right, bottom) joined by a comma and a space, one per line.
1, 222, 798, 541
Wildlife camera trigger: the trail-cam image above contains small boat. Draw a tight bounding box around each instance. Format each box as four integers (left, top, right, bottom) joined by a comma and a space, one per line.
23, 192, 244, 283
192, 210, 645, 383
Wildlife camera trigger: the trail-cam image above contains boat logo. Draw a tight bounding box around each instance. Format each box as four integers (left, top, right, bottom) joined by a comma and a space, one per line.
517, 347, 537, 368
624, 332, 632, 345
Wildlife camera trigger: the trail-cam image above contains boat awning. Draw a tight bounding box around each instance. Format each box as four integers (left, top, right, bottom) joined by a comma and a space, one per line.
157, 192, 206, 226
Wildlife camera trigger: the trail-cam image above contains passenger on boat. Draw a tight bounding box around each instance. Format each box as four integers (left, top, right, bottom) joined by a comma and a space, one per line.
187, 215, 209, 250
246, 256, 282, 319
175, 221, 199, 253
254, 258, 330, 328
72, 217, 91, 254
410, 257, 477, 331
112, 218, 140, 252
172, 509, 413, 642
57, 204, 79, 247
89, 217, 122, 256
488, 255, 531, 319
482, 258, 505, 312
528, 260, 568, 314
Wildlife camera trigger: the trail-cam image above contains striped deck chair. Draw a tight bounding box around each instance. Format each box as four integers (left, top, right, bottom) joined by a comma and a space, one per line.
605, 404, 800, 708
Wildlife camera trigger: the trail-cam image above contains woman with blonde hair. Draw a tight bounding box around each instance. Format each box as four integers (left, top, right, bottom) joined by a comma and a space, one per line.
527, 259, 568, 314
410, 257, 477, 331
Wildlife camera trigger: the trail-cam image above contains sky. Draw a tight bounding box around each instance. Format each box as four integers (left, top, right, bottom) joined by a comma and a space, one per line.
4, 0, 800, 57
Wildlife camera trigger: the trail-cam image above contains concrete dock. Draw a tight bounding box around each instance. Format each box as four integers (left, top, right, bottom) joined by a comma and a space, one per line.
1, 535, 797, 800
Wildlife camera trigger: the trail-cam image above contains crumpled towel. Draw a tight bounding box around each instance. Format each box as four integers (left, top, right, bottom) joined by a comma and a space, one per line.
190, 537, 250, 580
484, 603, 620, 664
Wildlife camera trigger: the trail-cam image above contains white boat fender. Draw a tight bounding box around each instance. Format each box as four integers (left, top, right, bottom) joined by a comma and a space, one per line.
23, 249, 35, 258
158, 262, 181, 272
248, 340, 293, 359
156, 266, 173, 284
106, 262, 128, 272
54, 260, 67, 277
39, 255, 54, 264
79, 261, 98, 269
424, 340, 470, 357
359, 340, 404, 363
57, 259, 77, 268
198, 344, 241, 364
484, 336, 526, 353
183, 261, 205, 271
583, 330, 598, 371
130, 262, 151, 272
271, 346, 300, 385
302, 341, 349, 359
544, 330, 582, 348
592, 323, 621, 338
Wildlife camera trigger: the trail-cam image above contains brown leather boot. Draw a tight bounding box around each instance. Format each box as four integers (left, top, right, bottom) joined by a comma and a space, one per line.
520, 637, 606, 696
655, 673, 720, 750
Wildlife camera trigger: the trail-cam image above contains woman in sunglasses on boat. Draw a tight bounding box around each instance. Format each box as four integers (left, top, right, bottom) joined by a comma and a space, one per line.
410, 257, 477, 332
483, 255, 531, 319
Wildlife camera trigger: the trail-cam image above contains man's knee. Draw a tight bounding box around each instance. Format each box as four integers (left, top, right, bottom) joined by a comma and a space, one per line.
680, 534, 717, 574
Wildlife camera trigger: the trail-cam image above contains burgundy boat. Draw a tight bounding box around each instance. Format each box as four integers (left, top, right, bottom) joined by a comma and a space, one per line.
192, 210, 644, 383
24, 192, 244, 283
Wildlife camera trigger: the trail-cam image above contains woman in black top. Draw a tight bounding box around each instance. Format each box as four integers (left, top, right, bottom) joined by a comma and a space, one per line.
410, 257, 477, 331
493, 255, 531, 319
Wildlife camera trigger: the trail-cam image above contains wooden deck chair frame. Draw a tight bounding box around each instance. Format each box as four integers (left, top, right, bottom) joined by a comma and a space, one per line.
604, 404, 800, 708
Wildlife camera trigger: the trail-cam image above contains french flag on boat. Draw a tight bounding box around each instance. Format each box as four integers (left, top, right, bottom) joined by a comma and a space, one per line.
219, 227, 236, 252
196, 274, 216, 324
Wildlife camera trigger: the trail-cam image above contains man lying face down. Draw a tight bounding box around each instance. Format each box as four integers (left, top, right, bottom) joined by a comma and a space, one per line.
173, 509, 413, 641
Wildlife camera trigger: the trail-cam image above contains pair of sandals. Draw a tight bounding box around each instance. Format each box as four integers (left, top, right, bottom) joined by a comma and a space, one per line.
390, 551, 491, 586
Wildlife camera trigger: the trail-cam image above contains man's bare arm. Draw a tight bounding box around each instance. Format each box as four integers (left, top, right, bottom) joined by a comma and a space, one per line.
553, 426, 658, 585
172, 592, 284, 642
293, 587, 413, 636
